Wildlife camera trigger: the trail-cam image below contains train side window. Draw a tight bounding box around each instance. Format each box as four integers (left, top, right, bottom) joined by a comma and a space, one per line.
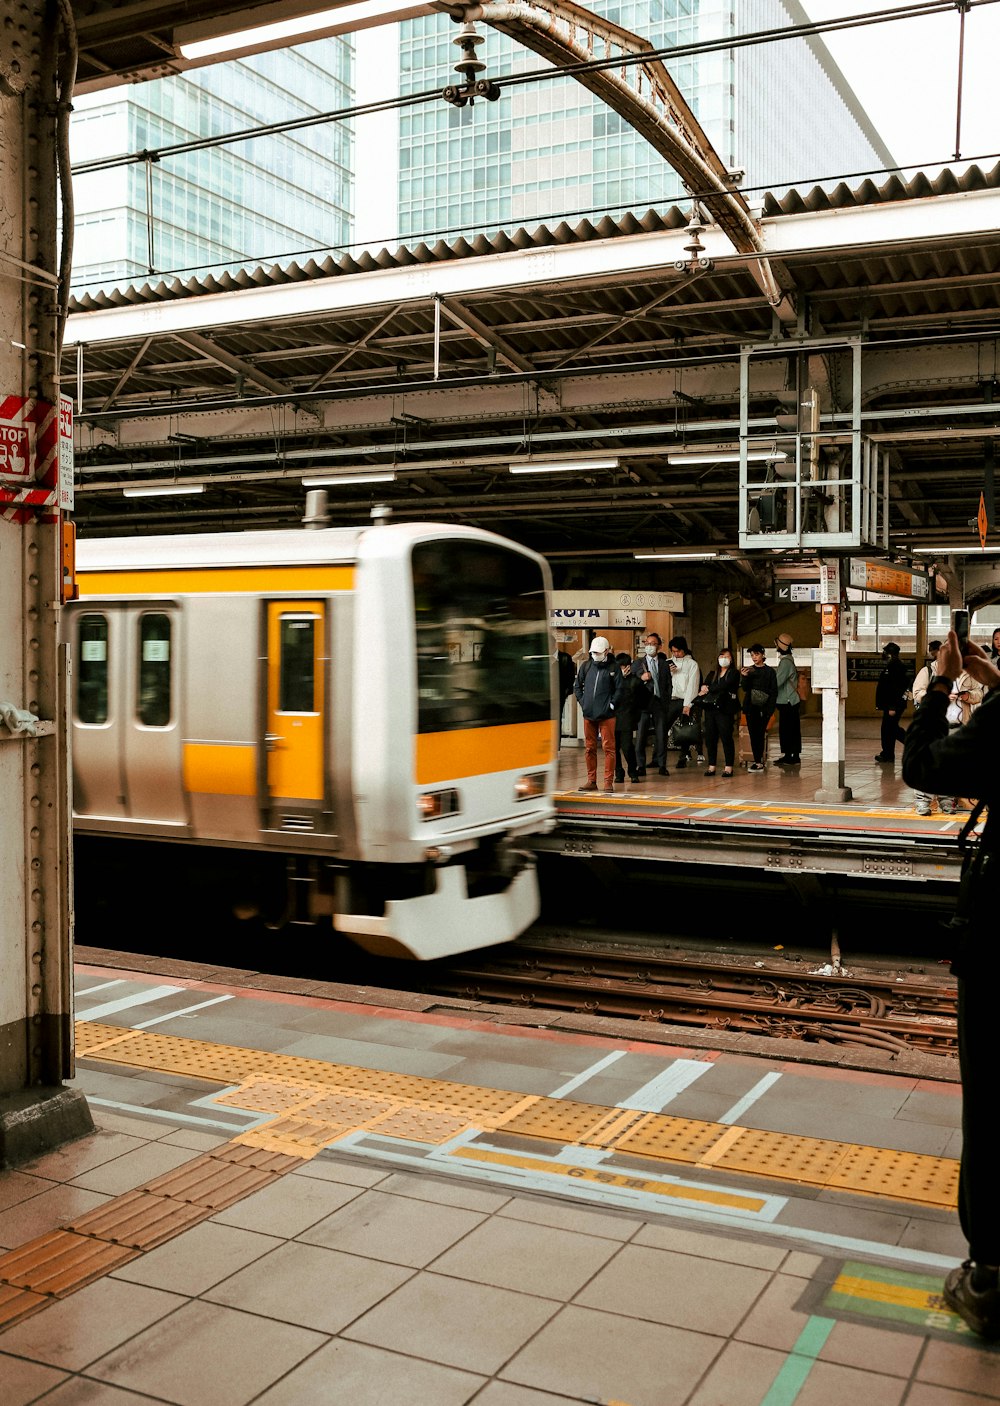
279, 614, 317, 713
77, 614, 109, 724
138, 613, 172, 727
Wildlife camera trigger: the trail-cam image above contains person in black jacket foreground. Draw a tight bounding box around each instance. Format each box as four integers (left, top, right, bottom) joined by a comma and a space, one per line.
903, 629, 1000, 1338
874, 640, 909, 763
613, 653, 650, 782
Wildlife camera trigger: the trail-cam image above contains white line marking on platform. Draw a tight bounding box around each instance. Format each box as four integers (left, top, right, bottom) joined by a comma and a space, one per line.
616, 1058, 710, 1111
332, 1131, 955, 1271
133, 994, 235, 1029
549, 1050, 627, 1098
720, 1072, 783, 1125
74, 979, 125, 998
76, 984, 183, 1021
87, 1095, 272, 1132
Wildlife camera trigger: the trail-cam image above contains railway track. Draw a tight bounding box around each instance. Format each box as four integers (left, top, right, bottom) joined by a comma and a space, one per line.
424, 938, 958, 1054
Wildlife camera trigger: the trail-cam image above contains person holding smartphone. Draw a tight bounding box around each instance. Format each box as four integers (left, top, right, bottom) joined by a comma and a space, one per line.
903, 629, 1000, 1339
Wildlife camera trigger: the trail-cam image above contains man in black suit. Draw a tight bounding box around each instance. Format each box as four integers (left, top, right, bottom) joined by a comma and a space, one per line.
634, 631, 672, 776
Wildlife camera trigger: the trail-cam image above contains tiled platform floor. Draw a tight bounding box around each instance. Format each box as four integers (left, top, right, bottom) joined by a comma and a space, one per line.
1, 964, 996, 1406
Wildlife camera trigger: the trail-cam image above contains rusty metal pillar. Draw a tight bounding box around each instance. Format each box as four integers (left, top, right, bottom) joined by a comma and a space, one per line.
0, 0, 93, 1164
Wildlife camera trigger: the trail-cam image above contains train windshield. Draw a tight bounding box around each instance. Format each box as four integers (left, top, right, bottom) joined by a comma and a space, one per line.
412, 540, 551, 733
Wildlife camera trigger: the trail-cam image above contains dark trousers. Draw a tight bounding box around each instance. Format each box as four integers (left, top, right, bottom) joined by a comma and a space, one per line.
614, 721, 638, 779
703, 709, 735, 767
957, 974, 1000, 1263
777, 702, 801, 759
636, 696, 672, 769
744, 707, 768, 764
880, 711, 907, 758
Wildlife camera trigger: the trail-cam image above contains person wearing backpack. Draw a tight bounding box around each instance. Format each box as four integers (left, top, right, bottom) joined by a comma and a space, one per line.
574, 636, 627, 792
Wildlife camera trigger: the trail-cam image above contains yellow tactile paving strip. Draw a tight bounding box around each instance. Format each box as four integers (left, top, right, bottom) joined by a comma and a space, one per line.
74, 1021, 960, 1207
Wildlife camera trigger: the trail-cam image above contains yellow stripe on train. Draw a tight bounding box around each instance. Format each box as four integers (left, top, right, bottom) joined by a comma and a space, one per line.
183, 743, 256, 797
416, 720, 555, 785
78, 565, 354, 596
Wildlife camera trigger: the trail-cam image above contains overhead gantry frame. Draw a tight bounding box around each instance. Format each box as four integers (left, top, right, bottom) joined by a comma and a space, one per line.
453, 0, 797, 322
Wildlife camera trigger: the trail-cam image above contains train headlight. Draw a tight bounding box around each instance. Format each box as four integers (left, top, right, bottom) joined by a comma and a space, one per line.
514, 772, 547, 801
418, 788, 460, 821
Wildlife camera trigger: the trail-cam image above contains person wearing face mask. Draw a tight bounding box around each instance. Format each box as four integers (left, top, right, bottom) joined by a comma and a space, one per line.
666, 636, 702, 769
574, 636, 626, 792
773, 632, 802, 767
740, 643, 777, 771
874, 640, 909, 764
697, 647, 741, 776
633, 631, 672, 777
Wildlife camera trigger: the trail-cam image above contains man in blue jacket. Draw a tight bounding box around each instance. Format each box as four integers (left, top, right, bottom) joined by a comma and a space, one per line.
903, 629, 1000, 1339
574, 636, 626, 792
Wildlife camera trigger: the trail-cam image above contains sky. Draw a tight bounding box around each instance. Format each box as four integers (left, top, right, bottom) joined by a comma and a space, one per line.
802, 0, 1000, 173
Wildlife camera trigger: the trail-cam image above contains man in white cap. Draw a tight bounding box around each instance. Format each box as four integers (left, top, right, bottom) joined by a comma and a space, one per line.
773, 632, 802, 766
573, 636, 626, 791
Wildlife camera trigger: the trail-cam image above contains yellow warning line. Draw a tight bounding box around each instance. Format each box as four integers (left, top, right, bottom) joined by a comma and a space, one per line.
832, 1272, 939, 1311
74, 1021, 959, 1208
457, 1146, 768, 1212
555, 792, 925, 822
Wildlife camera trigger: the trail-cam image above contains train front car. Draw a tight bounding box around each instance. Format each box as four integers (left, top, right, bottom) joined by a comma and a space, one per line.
341, 523, 557, 959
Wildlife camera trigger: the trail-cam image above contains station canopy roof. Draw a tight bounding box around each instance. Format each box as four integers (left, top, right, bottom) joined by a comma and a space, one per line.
63, 84, 1000, 567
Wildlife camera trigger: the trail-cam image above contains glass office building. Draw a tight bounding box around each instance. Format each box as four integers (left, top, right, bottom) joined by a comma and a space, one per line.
71, 40, 353, 292
396, 0, 894, 239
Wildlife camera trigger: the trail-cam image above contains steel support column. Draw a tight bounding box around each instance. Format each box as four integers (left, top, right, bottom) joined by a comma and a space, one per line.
0, 0, 92, 1164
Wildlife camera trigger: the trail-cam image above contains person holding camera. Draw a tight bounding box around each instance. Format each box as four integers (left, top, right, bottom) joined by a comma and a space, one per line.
903, 629, 1000, 1339
740, 644, 777, 771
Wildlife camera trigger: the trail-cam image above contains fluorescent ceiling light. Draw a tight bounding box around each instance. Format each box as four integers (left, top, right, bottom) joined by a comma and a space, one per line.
122, 483, 206, 498
912, 546, 1000, 555
508, 458, 619, 474
178, 0, 431, 60
634, 551, 722, 561
667, 450, 788, 465
302, 471, 397, 486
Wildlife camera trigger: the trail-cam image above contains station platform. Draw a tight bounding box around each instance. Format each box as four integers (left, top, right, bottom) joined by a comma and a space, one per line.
1, 960, 995, 1404
545, 721, 967, 883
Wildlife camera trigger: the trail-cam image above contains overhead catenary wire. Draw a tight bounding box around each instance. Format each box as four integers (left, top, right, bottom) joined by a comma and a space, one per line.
71, 0, 1000, 177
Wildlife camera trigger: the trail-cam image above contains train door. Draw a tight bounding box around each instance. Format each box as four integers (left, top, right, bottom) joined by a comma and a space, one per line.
122, 608, 187, 825
72, 606, 128, 818
264, 601, 326, 825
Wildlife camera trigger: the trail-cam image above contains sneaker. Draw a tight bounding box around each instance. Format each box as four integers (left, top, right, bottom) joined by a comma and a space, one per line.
943, 1262, 1000, 1339
578, 781, 598, 792
748, 763, 765, 772
916, 805, 931, 816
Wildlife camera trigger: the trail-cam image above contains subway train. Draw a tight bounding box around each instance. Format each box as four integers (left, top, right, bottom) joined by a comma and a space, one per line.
69, 521, 556, 959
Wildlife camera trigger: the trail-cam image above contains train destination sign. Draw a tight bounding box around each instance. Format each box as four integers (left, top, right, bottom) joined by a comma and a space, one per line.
848, 559, 929, 600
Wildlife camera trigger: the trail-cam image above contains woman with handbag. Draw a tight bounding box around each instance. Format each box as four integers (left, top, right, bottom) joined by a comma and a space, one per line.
698, 648, 741, 776
740, 643, 777, 771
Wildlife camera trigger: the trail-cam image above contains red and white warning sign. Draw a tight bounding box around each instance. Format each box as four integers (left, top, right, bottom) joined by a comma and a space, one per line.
0, 395, 60, 522
0, 394, 35, 480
